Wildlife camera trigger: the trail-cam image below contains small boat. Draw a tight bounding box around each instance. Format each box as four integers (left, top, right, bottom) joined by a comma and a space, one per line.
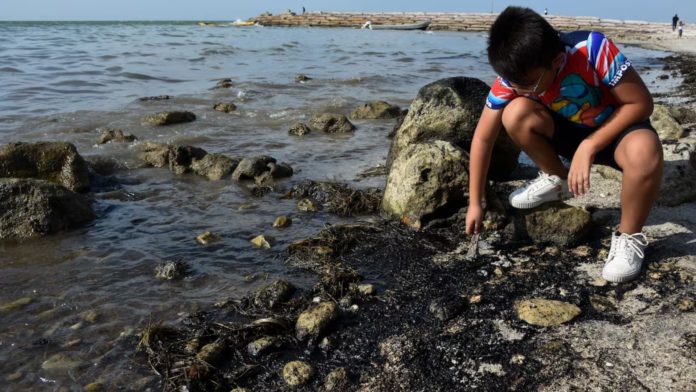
363, 20, 431, 31
231, 19, 255, 26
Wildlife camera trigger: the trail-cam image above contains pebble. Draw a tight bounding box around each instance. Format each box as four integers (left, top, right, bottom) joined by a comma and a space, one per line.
64, 339, 82, 347
82, 310, 99, 324
590, 278, 609, 287
273, 216, 292, 227
70, 322, 84, 330
196, 231, 222, 245
251, 235, 276, 249
494, 268, 503, 276
283, 361, 315, 386
470, 295, 482, 304
6, 372, 23, 382
350, 304, 359, 312
85, 382, 104, 391
358, 284, 376, 296
325, 367, 349, 391
511, 355, 525, 365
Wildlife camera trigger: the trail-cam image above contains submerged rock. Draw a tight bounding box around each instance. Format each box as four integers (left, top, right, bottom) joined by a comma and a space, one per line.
273, 216, 292, 227
288, 123, 311, 136
217, 78, 232, 86
191, 153, 242, 180
307, 113, 356, 133
383, 141, 469, 228
387, 77, 519, 180
251, 234, 276, 249
506, 201, 592, 247
268, 162, 294, 178
515, 299, 581, 327
283, 361, 315, 386
255, 279, 296, 308
325, 367, 349, 391
0, 179, 96, 239
143, 111, 196, 126
213, 102, 237, 113
296, 302, 339, 340
651, 104, 684, 139
350, 101, 403, 119
168, 145, 208, 174
137, 142, 172, 168
231, 156, 276, 180
41, 354, 80, 371
196, 231, 222, 244
297, 198, 320, 212
138, 95, 172, 101
598, 143, 696, 206
95, 129, 137, 145
294, 75, 312, 83
155, 260, 189, 280
0, 142, 90, 192
0, 297, 32, 313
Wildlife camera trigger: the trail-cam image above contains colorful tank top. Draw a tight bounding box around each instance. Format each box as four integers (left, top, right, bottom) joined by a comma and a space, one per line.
486, 31, 631, 128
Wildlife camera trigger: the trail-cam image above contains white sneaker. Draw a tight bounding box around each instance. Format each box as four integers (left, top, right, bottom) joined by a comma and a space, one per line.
602, 232, 648, 283
509, 171, 574, 209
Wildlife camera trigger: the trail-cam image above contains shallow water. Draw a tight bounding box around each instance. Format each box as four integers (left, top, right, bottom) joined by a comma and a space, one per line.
0, 22, 679, 390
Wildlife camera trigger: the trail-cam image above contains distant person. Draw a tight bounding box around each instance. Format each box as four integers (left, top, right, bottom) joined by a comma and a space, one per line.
467, 6, 663, 284
544, 8, 548, 15
678, 21, 684, 38
673, 14, 679, 31
303, 7, 306, 14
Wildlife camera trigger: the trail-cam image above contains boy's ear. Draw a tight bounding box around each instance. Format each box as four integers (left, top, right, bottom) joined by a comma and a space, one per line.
553, 53, 564, 68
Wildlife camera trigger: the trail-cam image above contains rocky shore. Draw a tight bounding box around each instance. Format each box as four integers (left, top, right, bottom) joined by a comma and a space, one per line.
1, 25, 695, 392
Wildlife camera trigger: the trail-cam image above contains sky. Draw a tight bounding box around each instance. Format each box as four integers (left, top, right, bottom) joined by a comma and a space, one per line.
1, 0, 692, 23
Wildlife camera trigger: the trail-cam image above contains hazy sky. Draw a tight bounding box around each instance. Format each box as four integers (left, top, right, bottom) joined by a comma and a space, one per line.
1, 0, 691, 23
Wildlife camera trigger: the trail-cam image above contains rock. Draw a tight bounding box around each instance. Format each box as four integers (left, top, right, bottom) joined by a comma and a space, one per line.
255, 279, 296, 308
382, 141, 469, 228
678, 299, 695, 312
288, 123, 311, 136
515, 299, 581, 327
0, 179, 96, 239
213, 102, 237, 113
379, 335, 417, 364
268, 162, 294, 178
679, 333, 696, 360
96, 129, 137, 144
669, 106, 696, 124
507, 201, 592, 247
251, 234, 276, 249
247, 337, 281, 356
296, 302, 339, 340
217, 78, 232, 86
283, 361, 315, 386
325, 367, 349, 391
387, 110, 408, 139
85, 382, 104, 392
231, 156, 276, 180
597, 143, 696, 206
196, 231, 222, 244
168, 145, 208, 174
138, 95, 172, 101
6, 372, 22, 382
0, 142, 90, 192
273, 216, 292, 227
297, 198, 320, 212
590, 294, 617, 312
196, 341, 225, 364
429, 296, 467, 321
143, 111, 196, 126
83, 310, 99, 323
350, 101, 403, 119
590, 278, 609, 287
307, 113, 356, 133
387, 77, 520, 180
0, 297, 32, 313
137, 142, 172, 168
41, 354, 80, 371
191, 154, 242, 180
676, 256, 696, 273
155, 259, 189, 279
478, 363, 506, 376
650, 104, 684, 139
358, 284, 376, 296
294, 75, 312, 83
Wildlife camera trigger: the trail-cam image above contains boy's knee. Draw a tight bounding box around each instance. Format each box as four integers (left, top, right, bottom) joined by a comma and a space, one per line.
619, 131, 663, 176
501, 98, 535, 134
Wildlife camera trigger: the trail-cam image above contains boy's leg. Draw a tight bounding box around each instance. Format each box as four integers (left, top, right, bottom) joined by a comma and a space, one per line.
613, 129, 664, 234
501, 97, 568, 178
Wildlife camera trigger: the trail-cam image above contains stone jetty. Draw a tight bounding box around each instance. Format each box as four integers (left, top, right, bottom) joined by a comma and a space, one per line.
250, 11, 672, 35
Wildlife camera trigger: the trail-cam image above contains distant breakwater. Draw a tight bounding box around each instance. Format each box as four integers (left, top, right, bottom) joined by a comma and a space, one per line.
249, 11, 670, 34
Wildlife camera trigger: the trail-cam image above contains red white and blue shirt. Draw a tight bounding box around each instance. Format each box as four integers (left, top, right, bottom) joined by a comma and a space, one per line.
486, 31, 631, 128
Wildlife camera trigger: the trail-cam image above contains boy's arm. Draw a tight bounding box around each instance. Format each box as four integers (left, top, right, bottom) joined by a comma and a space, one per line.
568, 67, 654, 196
466, 106, 504, 235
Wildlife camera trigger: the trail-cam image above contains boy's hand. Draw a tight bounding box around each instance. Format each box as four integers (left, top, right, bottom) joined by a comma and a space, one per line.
568, 140, 597, 197
465, 205, 485, 236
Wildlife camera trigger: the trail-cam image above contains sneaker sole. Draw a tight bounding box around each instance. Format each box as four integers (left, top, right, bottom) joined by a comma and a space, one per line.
510, 192, 574, 210
602, 270, 641, 283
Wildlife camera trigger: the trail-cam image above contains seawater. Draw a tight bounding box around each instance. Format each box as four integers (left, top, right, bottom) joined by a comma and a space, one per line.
0, 21, 678, 389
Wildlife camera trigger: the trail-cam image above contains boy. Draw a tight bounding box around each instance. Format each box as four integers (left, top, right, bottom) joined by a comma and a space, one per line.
678, 21, 683, 39
465, 7, 664, 283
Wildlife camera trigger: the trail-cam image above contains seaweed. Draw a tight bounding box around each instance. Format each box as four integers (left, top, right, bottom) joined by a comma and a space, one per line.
282, 180, 382, 217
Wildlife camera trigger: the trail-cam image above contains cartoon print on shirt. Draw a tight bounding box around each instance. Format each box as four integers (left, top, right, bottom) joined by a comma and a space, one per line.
548, 73, 615, 127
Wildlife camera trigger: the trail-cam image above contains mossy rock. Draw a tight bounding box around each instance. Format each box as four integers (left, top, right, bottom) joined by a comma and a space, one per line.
350, 101, 403, 119
307, 113, 356, 133
143, 111, 196, 126
651, 104, 684, 139
96, 129, 137, 145
325, 367, 349, 390
0, 297, 32, 313
196, 341, 226, 364
196, 231, 223, 244
0, 142, 90, 192
213, 102, 237, 113
191, 153, 242, 180
288, 123, 311, 136
515, 299, 581, 327
273, 216, 292, 227
508, 201, 592, 247
296, 302, 339, 340
283, 361, 315, 386
255, 279, 296, 308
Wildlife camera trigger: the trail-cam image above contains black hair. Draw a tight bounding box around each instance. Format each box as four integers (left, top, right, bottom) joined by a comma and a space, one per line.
487, 6, 563, 86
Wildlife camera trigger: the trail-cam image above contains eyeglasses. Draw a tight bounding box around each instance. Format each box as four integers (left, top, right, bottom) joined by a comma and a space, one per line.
498, 68, 547, 94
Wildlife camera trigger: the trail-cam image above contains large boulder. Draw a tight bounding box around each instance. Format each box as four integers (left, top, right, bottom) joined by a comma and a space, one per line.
506, 201, 592, 247
0, 178, 96, 238
383, 141, 469, 228
651, 104, 684, 139
0, 142, 90, 193
350, 101, 403, 119
669, 106, 696, 125
307, 114, 356, 133
597, 142, 696, 207
387, 77, 520, 180
191, 154, 242, 180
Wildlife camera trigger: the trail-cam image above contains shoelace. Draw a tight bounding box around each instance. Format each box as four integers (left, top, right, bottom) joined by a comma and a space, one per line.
606, 232, 649, 266
525, 171, 555, 193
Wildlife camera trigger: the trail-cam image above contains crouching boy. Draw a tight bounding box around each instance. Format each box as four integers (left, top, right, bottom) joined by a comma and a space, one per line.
466, 6, 664, 283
